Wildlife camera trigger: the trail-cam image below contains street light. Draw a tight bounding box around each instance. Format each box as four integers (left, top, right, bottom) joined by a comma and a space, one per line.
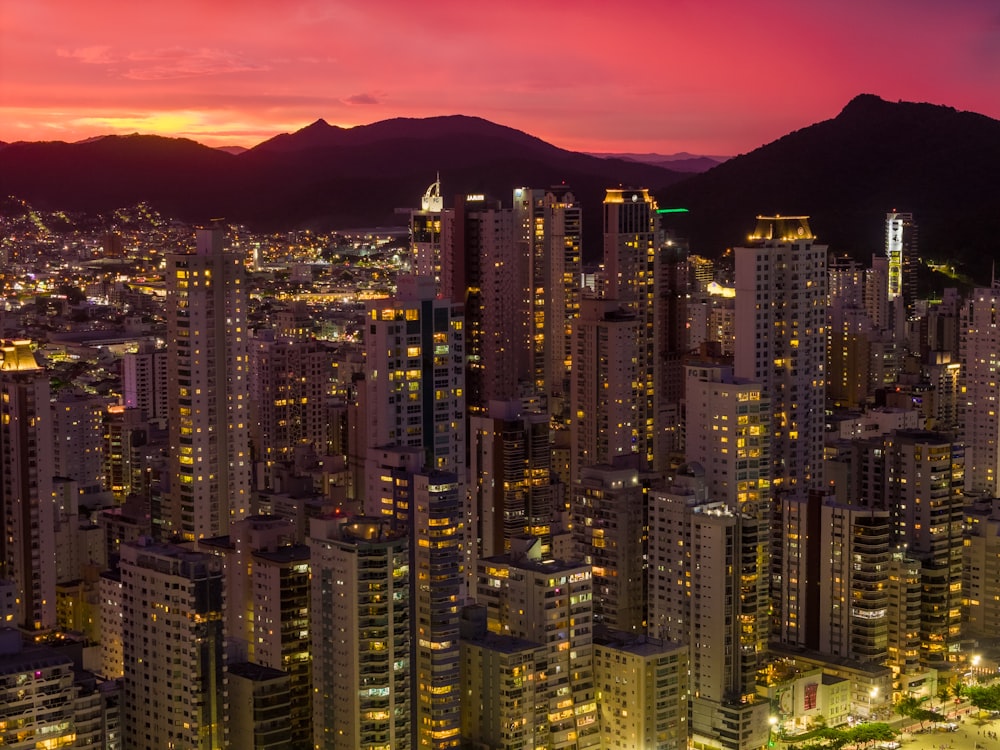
769, 715, 779, 747
869, 687, 879, 719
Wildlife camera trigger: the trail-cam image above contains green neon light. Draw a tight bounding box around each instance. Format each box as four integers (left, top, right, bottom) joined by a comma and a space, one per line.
656, 208, 689, 214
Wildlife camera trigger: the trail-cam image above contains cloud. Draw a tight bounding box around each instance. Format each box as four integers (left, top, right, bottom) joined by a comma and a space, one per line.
341, 93, 380, 105
122, 48, 269, 80
56, 46, 115, 64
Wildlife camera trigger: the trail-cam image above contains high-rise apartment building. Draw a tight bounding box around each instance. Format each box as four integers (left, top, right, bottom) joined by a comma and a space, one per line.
573, 459, 653, 633
52, 388, 108, 500
459, 604, 545, 750
309, 516, 410, 750
441, 194, 522, 411
735, 215, 827, 493
0, 630, 78, 748
164, 225, 251, 539
571, 298, 640, 480
513, 186, 582, 411
885, 211, 917, 306
477, 546, 600, 749
646, 471, 770, 750
683, 363, 771, 514
817, 501, 890, 664
960, 282, 1000, 495
602, 188, 659, 469
361, 276, 465, 480
228, 662, 291, 750
468, 400, 558, 572
122, 341, 168, 422
884, 431, 964, 668
0, 339, 56, 631
202, 515, 312, 749
593, 633, 688, 750
411, 471, 463, 749
249, 330, 337, 489
963, 499, 1000, 640
120, 540, 226, 749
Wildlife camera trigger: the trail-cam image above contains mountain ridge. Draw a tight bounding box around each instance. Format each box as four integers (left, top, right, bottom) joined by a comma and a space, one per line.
655, 94, 1000, 266
1, 95, 998, 268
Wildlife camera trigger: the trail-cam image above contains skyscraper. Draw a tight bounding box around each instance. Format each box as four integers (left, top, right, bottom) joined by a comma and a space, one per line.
0, 339, 56, 631
571, 298, 640, 481
249, 331, 337, 489
602, 188, 659, 469
735, 215, 827, 494
122, 341, 168, 422
411, 177, 444, 287
513, 186, 583, 412
164, 225, 251, 540
202, 515, 312, 749
647, 471, 771, 750
120, 539, 226, 749
361, 275, 465, 482
960, 282, 1000, 495
477, 546, 600, 749
469, 399, 558, 563
411, 471, 462, 749
441, 194, 522, 411
885, 211, 917, 306
310, 516, 411, 750
573, 458, 653, 633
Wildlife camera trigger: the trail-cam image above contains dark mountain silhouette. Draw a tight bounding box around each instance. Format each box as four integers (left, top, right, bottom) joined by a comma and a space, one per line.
2, 98, 999, 271
656, 94, 1000, 271
589, 152, 725, 173
0, 116, 684, 249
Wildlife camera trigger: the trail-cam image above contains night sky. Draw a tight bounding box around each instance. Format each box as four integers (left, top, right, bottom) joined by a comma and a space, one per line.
2, 0, 998, 155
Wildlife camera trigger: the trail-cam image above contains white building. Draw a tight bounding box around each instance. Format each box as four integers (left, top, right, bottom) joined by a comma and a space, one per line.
593, 634, 688, 750
735, 215, 827, 495
960, 282, 1000, 495
309, 516, 410, 750
164, 225, 251, 539
477, 545, 600, 749
122, 341, 168, 422
120, 540, 226, 749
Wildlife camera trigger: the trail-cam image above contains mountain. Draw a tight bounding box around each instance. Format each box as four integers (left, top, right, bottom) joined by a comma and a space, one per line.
215, 145, 248, 156
656, 94, 1000, 270
0, 134, 245, 224
2, 98, 999, 270
589, 152, 727, 173
0, 115, 684, 248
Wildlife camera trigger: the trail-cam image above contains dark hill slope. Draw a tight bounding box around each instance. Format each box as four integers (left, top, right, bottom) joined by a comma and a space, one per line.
0, 116, 684, 250
657, 95, 1000, 268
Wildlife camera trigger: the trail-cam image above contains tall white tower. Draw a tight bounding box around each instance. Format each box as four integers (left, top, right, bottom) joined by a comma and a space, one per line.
885, 211, 916, 304
164, 225, 251, 540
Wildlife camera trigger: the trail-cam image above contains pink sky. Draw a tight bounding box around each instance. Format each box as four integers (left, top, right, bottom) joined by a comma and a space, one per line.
1, 0, 998, 155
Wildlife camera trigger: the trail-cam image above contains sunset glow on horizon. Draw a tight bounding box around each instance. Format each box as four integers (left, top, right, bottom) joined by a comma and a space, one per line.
2, 0, 998, 155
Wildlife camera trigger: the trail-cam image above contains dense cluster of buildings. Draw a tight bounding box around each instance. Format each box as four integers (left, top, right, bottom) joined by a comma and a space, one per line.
0, 186, 997, 750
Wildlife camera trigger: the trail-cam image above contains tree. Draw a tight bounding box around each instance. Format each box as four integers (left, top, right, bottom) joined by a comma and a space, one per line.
965, 685, 1000, 715
895, 696, 921, 720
